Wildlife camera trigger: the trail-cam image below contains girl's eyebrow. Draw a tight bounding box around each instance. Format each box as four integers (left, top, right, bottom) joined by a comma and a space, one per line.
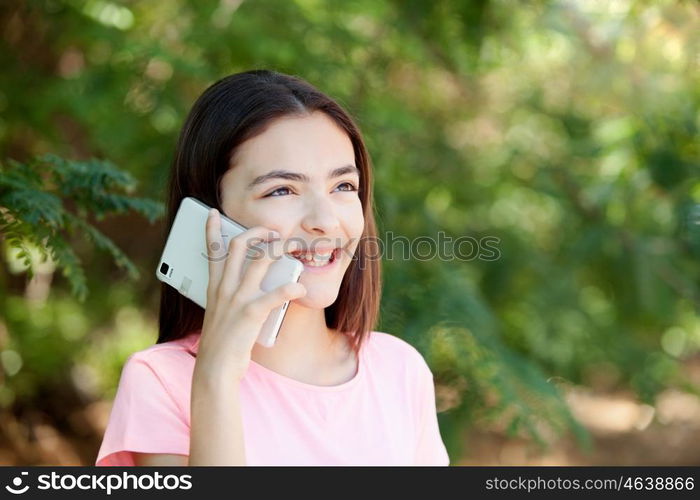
246, 165, 359, 190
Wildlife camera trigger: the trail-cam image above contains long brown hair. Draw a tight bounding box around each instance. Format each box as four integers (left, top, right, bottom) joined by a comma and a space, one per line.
157, 70, 381, 355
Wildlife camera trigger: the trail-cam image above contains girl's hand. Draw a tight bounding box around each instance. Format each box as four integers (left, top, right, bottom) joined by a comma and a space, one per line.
197, 208, 306, 380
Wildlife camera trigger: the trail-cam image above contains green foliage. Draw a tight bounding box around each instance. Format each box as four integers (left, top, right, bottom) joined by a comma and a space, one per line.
0, 0, 699, 463
0, 154, 164, 301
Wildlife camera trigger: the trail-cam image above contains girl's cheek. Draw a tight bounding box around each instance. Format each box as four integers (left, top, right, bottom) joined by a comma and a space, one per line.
348, 207, 365, 236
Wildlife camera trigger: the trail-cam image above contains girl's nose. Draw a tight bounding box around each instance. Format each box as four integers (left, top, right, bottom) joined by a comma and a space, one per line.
300, 194, 341, 235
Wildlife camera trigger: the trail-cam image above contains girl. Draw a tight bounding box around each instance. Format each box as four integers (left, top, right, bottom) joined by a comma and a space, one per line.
95, 70, 449, 466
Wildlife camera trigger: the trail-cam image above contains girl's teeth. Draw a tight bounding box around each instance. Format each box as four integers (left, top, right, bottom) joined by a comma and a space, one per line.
293, 250, 335, 266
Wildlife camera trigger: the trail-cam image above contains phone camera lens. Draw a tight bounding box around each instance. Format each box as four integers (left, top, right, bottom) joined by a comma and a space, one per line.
160, 262, 170, 275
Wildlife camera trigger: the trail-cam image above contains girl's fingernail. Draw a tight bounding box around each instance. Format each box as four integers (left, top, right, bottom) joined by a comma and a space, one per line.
209, 208, 217, 217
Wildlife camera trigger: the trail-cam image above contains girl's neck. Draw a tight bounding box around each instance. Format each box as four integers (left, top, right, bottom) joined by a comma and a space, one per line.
249, 301, 351, 375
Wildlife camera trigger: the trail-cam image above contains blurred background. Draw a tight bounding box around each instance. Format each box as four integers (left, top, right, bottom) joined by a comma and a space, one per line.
0, 0, 699, 465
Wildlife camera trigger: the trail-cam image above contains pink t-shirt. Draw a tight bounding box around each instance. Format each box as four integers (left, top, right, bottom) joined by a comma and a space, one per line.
95, 330, 449, 466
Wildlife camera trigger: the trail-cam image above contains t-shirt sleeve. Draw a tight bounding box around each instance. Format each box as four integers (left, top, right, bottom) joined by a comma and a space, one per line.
413, 356, 450, 466
95, 353, 190, 466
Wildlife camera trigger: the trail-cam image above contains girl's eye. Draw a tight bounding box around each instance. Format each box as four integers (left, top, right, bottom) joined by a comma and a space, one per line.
263, 182, 358, 198
336, 182, 359, 192
264, 186, 294, 197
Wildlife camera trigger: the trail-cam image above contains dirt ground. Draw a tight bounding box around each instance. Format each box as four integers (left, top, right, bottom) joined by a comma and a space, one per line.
456, 386, 700, 465
457, 356, 700, 465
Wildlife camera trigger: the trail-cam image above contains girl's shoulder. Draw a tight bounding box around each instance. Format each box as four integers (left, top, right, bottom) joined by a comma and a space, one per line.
365, 330, 433, 376
118, 333, 198, 382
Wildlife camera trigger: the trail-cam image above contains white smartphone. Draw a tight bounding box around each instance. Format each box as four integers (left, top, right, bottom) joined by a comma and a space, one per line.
156, 196, 304, 347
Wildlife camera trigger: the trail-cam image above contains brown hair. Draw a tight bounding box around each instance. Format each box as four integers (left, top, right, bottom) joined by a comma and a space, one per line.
157, 70, 381, 356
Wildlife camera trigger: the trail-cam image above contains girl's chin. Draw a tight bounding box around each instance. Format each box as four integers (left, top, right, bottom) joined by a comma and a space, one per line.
289, 290, 339, 309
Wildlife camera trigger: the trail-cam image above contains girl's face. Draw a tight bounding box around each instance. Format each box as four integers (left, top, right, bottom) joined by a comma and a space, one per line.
219, 111, 365, 309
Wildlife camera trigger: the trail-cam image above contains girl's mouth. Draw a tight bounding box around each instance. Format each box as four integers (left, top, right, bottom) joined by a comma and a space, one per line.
289, 247, 340, 271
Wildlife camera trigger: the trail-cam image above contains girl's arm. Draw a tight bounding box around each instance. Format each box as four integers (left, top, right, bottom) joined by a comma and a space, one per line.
187, 364, 246, 465
130, 210, 306, 466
